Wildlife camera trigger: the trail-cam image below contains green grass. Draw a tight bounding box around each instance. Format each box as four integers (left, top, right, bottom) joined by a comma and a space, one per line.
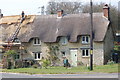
1, 64, 119, 74
93, 64, 119, 73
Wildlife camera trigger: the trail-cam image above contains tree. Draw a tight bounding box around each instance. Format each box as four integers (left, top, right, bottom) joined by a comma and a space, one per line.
3, 50, 17, 69
81, 2, 118, 32
46, 1, 82, 14
47, 44, 60, 66
46, 2, 118, 31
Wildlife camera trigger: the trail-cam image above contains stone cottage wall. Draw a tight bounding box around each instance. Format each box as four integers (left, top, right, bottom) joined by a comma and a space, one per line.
93, 42, 104, 65
103, 26, 114, 64
20, 35, 113, 66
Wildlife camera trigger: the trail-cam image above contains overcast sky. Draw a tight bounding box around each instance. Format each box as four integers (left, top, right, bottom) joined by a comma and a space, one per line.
0, 0, 119, 16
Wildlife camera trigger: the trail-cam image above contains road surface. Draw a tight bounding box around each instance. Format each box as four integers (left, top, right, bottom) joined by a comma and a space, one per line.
0, 72, 119, 78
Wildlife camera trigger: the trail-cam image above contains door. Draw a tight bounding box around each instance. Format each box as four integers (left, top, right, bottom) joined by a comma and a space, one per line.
70, 49, 78, 67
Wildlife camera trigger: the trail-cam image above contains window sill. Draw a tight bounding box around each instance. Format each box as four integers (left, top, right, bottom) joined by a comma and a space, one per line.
62, 43, 67, 46
82, 56, 90, 58
81, 43, 90, 45
15, 59, 19, 60
33, 44, 41, 46
62, 56, 66, 58
34, 59, 41, 60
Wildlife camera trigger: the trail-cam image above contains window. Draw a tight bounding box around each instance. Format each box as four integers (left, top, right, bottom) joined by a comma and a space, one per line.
33, 52, 41, 60
33, 38, 41, 45
82, 36, 89, 43
14, 54, 20, 59
14, 38, 20, 43
82, 49, 89, 57
82, 36, 89, 44
61, 37, 68, 45
61, 51, 66, 57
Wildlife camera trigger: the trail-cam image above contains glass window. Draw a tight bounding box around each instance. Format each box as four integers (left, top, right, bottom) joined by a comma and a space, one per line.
82, 36, 85, 41
82, 49, 89, 57
82, 36, 89, 44
38, 53, 40, 59
61, 37, 68, 45
33, 38, 41, 45
82, 50, 85, 56
33, 52, 41, 60
35, 53, 37, 59
86, 36, 89, 42
86, 50, 88, 56
14, 54, 20, 59
61, 51, 66, 57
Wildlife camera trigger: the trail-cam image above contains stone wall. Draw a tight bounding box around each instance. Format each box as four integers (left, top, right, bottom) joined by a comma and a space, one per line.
18, 32, 113, 66
21, 37, 105, 66
103, 26, 114, 64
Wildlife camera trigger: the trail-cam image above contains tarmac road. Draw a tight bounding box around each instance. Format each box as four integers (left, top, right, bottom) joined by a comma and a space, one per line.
0, 72, 119, 78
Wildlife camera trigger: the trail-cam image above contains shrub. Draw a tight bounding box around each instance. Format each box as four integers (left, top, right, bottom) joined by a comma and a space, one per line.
107, 60, 115, 65
42, 59, 51, 69
32, 64, 38, 68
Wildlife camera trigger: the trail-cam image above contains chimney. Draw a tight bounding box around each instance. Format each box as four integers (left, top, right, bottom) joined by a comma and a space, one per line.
57, 10, 64, 18
103, 4, 109, 19
0, 9, 3, 18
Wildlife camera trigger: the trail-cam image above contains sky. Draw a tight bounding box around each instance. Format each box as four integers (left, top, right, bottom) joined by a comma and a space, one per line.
0, 0, 119, 16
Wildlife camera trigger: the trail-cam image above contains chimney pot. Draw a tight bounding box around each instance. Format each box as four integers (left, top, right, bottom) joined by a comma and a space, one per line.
103, 4, 109, 19
57, 10, 64, 18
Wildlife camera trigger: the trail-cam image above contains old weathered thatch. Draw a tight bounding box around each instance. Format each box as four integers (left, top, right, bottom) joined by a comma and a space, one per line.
0, 13, 109, 43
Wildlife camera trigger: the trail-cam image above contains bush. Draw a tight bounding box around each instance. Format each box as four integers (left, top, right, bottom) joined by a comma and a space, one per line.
32, 64, 38, 68
42, 59, 51, 69
107, 60, 115, 65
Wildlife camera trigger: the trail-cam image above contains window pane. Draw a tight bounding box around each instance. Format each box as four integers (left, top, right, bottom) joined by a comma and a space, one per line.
64, 38, 66, 44
35, 53, 37, 59
37, 38, 40, 44
17, 54, 19, 59
62, 52, 65, 56
38, 53, 40, 59
86, 36, 89, 42
34, 38, 36, 44
82, 36, 85, 41
82, 50, 85, 56
62, 37, 67, 44
86, 50, 88, 56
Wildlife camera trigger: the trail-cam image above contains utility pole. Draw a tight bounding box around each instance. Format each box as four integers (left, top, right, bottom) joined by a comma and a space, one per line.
90, 0, 93, 71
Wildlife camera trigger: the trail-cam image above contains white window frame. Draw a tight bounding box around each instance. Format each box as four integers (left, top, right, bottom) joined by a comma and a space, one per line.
33, 52, 41, 60
81, 36, 89, 44
61, 37, 68, 45
81, 49, 90, 57
33, 38, 41, 45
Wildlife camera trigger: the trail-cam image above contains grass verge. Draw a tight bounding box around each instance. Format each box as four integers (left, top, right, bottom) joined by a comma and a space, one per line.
1, 64, 119, 74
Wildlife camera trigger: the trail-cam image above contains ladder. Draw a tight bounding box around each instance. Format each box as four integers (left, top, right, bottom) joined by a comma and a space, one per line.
5, 18, 25, 51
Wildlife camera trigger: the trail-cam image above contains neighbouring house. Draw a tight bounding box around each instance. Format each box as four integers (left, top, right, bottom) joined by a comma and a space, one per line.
0, 5, 114, 67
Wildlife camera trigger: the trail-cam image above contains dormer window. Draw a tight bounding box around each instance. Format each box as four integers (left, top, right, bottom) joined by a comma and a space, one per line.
33, 38, 41, 45
61, 37, 68, 45
81, 36, 89, 44
14, 38, 21, 43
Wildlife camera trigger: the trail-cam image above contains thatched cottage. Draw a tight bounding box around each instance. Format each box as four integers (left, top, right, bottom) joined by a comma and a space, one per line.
0, 5, 114, 66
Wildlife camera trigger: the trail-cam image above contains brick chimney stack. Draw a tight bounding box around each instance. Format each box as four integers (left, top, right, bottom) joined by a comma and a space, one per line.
57, 10, 64, 18
103, 4, 109, 19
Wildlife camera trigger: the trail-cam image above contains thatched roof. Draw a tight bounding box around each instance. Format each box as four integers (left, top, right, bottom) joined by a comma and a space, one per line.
0, 13, 109, 43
